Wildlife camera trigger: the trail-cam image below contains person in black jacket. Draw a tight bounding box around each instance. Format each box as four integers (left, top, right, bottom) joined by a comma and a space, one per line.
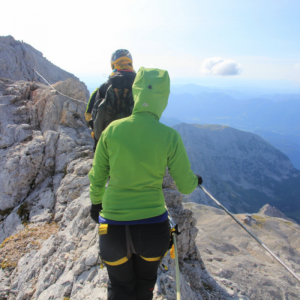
85, 49, 136, 151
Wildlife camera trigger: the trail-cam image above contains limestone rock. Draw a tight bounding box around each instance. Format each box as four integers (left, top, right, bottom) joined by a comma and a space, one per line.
0, 76, 243, 300
1, 165, 240, 300
2, 57, 298, 299
0, 77, 93, 245
0, 207, 24, 245
0, 131, 45, 211
53, 78, 89, 103
162, 168, 178, 190
0, 35, 77, 84
187, 202, 300, 299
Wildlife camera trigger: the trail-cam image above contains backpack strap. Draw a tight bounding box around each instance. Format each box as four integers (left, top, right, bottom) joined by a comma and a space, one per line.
123, 88, 129, 99
113, 88, 120, 104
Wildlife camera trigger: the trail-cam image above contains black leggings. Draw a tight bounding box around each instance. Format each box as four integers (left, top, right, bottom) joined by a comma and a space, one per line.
99, 220, 170, 300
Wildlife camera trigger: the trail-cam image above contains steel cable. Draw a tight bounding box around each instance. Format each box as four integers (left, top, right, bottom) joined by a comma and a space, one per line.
199, 184, 300, 284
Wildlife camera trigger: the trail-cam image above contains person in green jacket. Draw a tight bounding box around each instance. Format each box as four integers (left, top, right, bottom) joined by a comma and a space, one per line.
89, 67, 202, 300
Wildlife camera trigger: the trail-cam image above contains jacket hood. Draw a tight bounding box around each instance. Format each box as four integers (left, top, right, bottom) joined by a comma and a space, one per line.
132, 67, 170, 120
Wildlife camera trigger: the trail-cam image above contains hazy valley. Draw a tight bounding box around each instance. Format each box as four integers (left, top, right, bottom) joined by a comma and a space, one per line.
158, 86, 300, 170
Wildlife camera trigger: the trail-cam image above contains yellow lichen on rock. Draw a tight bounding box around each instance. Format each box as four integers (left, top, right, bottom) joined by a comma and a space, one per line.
0, 222, 59, 270
1, 258, 17, 269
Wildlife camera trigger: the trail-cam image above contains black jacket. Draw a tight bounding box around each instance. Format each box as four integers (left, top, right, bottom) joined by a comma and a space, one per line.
96, 70, 136, 102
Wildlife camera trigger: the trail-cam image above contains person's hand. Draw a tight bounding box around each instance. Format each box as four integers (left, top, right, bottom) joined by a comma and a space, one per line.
195, 174, 203, 185
90, 203, 103, 223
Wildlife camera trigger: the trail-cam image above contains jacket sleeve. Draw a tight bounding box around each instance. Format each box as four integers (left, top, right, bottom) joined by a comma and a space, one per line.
89, 133, 110, 204
167, 133, 198, 194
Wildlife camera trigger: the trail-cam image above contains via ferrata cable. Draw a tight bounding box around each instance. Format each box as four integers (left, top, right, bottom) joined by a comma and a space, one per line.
199, 184, 300, 284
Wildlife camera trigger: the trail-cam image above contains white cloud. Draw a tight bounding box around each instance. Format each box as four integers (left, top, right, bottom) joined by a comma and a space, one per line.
201, 57, 242, 76
294, 63, 300, 70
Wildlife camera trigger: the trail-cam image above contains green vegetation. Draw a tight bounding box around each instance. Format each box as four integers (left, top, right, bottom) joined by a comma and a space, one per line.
1, 223, 59, 270
283, 221, 294, 226
17, 202, 30, 225
202, 281, 214, 292
0, 207, 13, 218
252, 215, 267, 228
0, 234, 17, 248
63, 165, 68, 177
1, 259, 17, 269
29, 178, 35, 190
73, 112, 81, 119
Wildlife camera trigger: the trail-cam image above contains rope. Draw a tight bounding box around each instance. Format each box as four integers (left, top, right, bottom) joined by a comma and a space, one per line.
33, 69, 86, 104
199, 185, 300, 284
172, 233, 181, 300
167, 213, 181, 299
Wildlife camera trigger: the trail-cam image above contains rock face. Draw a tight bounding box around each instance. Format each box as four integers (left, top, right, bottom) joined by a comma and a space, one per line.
0, 78, 244, 299
177, 124, 300, 222
0, 167, 240, 300
186, 202, 300, 299
0, 36, 78, 84
1, 45, 298, 298
258, 204, 296, 223
0, 77, 91, 243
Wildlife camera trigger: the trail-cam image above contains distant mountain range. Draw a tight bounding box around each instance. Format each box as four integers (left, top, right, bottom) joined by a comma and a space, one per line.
171, 84, 258, 100
164, 92, 300, 136
174, 123, 300, 223
161, 88, 300, 169
160, 118, 300, 170
253, 130, 300, 170
171, 83, 300, 101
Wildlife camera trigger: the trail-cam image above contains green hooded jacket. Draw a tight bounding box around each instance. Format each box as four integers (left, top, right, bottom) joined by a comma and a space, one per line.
89, 67, 198, 221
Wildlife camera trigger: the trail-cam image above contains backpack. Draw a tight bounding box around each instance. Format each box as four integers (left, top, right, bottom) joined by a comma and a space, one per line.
92, 85, 134, 140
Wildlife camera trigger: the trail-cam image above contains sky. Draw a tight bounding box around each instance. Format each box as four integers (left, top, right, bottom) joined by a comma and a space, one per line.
1, 0, 300, 92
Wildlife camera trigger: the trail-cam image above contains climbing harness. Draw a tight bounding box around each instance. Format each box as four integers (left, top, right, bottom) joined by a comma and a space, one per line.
98, 223, 164, 268
199, 185, 300, 284
33, 69, 86, 104
97, 216, 181, 299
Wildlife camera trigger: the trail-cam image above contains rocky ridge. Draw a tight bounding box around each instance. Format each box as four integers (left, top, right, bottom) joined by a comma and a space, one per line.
0, 78, 244, 299
259, 204, 296, 223
0, 77, 91, 242
0, 36, 78, 84
185, 202, 300, 299
1, 37, 298, 299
